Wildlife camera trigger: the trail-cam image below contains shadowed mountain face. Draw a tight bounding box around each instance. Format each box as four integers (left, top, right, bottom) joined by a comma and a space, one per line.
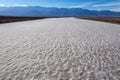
0, 6, 120, 17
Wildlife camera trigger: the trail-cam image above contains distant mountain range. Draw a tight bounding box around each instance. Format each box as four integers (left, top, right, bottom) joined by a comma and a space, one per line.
0, 6, 120, 17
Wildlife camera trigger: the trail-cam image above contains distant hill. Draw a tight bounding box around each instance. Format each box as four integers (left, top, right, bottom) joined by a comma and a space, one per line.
0, 6, 120, 17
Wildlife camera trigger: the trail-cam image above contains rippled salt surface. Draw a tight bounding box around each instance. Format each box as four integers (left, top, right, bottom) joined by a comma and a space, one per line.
0, 18, 120, 80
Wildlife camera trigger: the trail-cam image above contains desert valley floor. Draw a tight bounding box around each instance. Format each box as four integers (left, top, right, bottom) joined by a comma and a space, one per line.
0, 18, 120, 80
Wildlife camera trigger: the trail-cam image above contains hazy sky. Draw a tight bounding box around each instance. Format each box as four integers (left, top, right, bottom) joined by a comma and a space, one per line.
0, 0, 120, 11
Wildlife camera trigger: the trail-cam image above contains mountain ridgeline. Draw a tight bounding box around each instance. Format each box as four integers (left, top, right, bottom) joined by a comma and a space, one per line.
0, 6, 120, 17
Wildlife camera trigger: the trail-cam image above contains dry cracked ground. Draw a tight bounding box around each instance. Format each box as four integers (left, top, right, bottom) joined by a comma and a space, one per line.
0, 18, 120, 80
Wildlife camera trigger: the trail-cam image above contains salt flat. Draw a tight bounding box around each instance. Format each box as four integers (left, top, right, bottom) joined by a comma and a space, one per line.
0, 18, 120, 80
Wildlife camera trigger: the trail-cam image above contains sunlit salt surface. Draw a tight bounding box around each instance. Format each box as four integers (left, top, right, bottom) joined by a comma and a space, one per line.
0, 18, 120, 80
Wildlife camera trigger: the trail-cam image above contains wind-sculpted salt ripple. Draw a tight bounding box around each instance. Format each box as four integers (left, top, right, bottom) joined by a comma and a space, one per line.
0, 18, 120, 80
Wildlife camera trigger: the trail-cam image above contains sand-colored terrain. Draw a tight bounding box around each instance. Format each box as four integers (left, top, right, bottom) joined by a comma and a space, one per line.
0, 18, 120, 80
